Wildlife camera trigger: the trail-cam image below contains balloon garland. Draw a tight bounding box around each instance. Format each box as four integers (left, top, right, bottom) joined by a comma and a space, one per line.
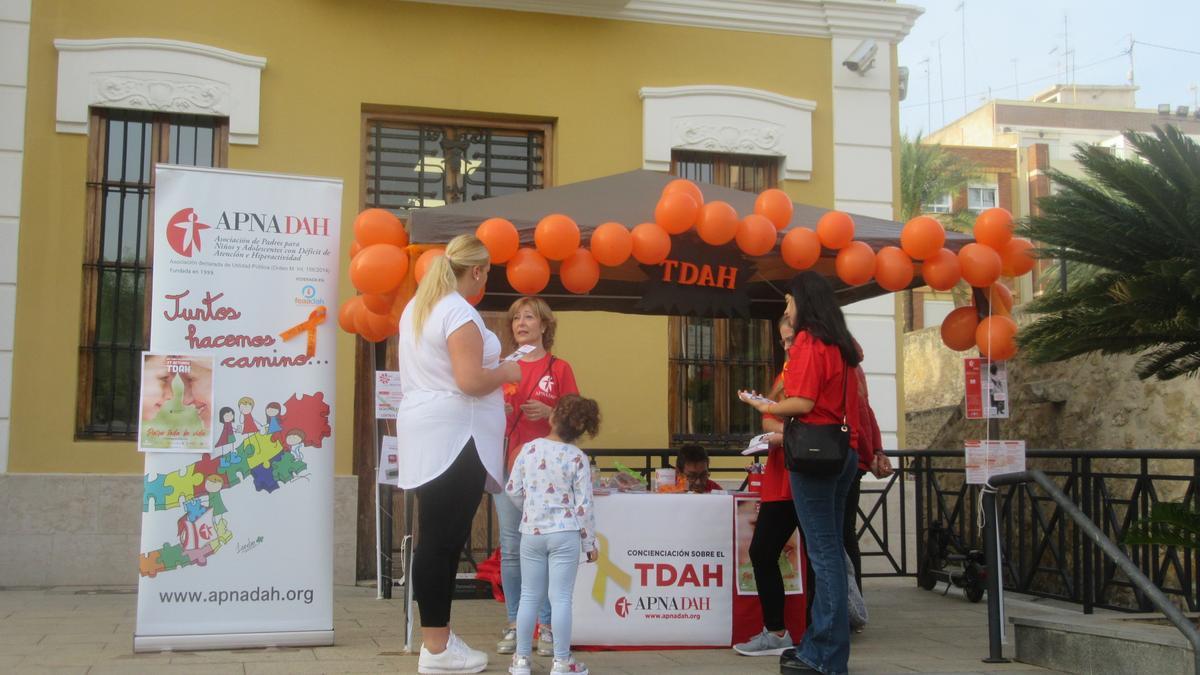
337, 183, 1038, 362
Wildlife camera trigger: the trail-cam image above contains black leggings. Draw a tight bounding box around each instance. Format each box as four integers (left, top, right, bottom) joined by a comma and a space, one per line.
749, 499, 801, 632
843, 469, 865, 592
413, 440, 486, 628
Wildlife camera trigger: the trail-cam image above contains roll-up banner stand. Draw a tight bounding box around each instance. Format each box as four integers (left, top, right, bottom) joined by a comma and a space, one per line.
134, 165, 341, 652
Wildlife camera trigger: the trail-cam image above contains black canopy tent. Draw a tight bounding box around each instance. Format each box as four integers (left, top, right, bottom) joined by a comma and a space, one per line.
406, 170, 972, 319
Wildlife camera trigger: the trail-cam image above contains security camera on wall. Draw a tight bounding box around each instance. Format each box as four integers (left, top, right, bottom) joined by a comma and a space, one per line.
843, 39, 878, 75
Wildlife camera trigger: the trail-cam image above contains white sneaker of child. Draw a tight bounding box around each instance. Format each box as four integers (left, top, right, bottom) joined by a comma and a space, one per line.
417, 632, 487, 674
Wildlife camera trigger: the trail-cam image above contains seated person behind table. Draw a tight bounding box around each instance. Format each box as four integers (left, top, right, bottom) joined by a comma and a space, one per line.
676, 445, 724, 493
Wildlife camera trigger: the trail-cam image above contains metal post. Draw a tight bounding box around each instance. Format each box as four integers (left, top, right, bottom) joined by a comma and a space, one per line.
982, 489, 1010, 663
1080, 456, 1094, 614
380, 484, 394, 599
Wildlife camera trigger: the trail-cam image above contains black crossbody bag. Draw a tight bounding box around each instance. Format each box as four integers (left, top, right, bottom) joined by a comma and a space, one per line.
782, 364, 850, 477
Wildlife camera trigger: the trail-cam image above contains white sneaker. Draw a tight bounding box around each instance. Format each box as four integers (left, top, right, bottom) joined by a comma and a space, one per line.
496, 626, 517, 654
537, 625, 554, 657
509, 654, 533, 675
418, 632, 488, 674
551, 656, 589, 675
732, 627, 793, 656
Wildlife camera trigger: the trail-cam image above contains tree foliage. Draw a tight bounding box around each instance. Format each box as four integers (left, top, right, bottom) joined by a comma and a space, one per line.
1019, 125, 1200, 380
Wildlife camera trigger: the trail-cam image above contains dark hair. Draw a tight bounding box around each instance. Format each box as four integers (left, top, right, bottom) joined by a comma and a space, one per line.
219, 406, 235, 422
675, 444, 710, 471
266, 401, 281, 414
786, 271, 861, 367
553, 394, 600, 444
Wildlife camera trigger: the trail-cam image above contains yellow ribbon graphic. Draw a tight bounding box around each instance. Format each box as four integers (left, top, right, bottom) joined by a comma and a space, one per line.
591, 533, 632, 606
280, 307, 327, 358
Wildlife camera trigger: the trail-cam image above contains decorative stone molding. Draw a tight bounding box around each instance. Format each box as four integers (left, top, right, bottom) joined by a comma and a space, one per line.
410, 0, 922, 41
641, 86, 815, 181
54, 38, 266, 145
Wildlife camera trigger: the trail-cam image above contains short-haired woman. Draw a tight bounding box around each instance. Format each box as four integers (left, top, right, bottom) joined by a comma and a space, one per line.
395, 234, 521, 674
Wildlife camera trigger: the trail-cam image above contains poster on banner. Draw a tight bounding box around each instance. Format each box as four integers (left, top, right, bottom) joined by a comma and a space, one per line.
734, 497, 802, 595
965, 358, 1009, 420
375, 371, 403, 419
138, 353, 215, 453
965, 440, 1026, 484
572, 493, 733, 646
377, 435, 398, 484
135, 165, 341, 650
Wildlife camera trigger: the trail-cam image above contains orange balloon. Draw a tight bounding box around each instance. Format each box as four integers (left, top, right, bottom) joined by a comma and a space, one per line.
560, 249, 600, 294
696, 201, 739, 246
836, 241, 876, 286
754, 189, 793, 230
338, 297, 363, 333
535, 213, 580, 261
985, 282, 1013, 315
921, 248, 962, 291
874, 246, 915, 292
363, 307, 397, 339
350, 243, 408, 295
959, 243, 1003, 288
349, 241, 362, 259
506, 247, 551, 295
976, 315, 1018, 361
1000, 237, 1036, 276
354, 208, 408, 248
940, 306, 979, 351
590, 222, 633, 267
974, 207, 1014, 250
736, 214, 777, 257
414, 248, 445, 283
817, 211, 855, 250
631, 222, 672, 265
901, 216, 946, 260
655, 192, 700, 235
467, 288, 485, 306
662, 179, 704, 208
476, 217, 520, 264
362, 292, 395, 314
781, 228, 822, 270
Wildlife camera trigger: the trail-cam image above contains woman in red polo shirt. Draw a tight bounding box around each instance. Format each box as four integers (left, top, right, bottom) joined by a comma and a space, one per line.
742, 271, 861, 675
494, 297, 579, 658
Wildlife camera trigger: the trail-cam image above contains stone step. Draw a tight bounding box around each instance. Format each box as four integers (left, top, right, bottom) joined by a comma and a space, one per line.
1012, 611, 1198, 674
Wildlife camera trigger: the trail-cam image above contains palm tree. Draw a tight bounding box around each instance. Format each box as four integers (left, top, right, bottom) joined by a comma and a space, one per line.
899, 134, 979, 325
1018, 125, 1200, 381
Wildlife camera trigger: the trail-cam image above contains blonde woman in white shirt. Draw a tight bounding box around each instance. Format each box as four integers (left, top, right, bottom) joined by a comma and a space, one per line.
395, 234, 521, 675
505, 394, 600, 675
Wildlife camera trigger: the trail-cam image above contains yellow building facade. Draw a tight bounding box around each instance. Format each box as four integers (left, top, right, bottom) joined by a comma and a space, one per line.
0, 0, 919, 585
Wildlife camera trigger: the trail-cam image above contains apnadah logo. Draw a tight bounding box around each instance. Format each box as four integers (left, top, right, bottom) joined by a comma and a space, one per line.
614, 597, 632, 618
166, 208, 210, 257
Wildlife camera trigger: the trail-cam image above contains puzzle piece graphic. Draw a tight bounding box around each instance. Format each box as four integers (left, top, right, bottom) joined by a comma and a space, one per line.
193, 453, 223, 493
271, 451, 307, 484
158, 543, 191, 572
218, 446, 253, 488
209, 517, 233, 552
242, 433, 284, 469
138, 550, 165, 578
143, 473, 172, 512
250, 464, 280, 493
164, 466, 205, 509
184, 544, 216, 567
183, 498, 207, 523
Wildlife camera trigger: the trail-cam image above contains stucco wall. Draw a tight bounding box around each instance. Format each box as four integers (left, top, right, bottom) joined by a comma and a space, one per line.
905, 322, 1200, 451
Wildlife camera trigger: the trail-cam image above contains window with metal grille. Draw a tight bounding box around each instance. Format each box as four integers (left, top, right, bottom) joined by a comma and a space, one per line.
77, 109, 227, 438
363, 114, 550, 211
667, 150, 779, 447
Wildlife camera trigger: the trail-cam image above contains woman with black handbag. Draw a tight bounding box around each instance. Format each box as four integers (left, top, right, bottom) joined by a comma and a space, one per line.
741, 271, 861, 675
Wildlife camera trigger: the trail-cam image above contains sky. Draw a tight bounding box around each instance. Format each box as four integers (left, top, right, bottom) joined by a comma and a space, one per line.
898, 0, 1200, 137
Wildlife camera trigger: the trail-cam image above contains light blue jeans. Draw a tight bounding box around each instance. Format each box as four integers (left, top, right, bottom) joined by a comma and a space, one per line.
495, 491, 552, 626
516, 530, 580, 660
789, 449, 857, 675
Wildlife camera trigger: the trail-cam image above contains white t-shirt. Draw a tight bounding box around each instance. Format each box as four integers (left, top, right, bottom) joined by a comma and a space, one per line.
394, 292, 505, 492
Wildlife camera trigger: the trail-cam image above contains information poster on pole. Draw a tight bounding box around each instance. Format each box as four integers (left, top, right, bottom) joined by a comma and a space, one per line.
965, 440, 1026, 484
135, 165, 341, 651
375, 371, 403, 419
965, 358, 1009, 420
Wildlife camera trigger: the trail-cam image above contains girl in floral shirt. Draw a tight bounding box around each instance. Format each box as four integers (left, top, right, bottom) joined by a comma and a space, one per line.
505, 394, 600, 675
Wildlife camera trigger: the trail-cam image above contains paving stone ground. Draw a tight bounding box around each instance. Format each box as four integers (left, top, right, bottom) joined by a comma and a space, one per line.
0, 578, 1066, 673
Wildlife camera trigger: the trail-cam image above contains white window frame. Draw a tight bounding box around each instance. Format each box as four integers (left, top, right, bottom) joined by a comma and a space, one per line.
967, 185, 998, 212
922, 193, 952, 213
